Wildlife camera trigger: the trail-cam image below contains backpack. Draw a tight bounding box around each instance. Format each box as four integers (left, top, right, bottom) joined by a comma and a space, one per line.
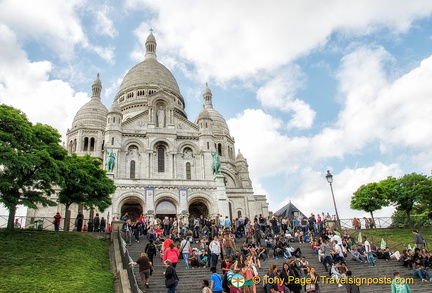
147, 243, 156, 253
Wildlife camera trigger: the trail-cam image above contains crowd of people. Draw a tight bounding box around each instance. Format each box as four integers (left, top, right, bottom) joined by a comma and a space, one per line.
123, 212, 425, 293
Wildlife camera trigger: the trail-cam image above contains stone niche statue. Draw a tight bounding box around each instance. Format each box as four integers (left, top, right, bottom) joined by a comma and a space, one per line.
157, 106, 165, 127
106, 149, 116, 172
211, 152, 221, 175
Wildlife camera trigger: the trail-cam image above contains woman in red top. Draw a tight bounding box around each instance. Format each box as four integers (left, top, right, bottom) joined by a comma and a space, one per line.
163, 242, 180, 268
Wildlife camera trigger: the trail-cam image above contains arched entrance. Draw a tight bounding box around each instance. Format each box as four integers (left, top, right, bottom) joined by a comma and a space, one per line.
155, 200, 177, 219
188, 200, 209, 218
120, 198, 143, 222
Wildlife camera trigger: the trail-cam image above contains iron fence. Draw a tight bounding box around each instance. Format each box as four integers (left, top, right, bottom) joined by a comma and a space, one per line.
0, 215, 106, 232
339, 215, 430, 230
118, 230, 142, 293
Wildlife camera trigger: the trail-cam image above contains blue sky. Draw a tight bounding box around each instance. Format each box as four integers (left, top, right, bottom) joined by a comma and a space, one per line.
2, 0, 432, 219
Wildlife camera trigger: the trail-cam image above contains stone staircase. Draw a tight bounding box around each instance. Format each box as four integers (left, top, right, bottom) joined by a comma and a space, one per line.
127, 238, 431, 292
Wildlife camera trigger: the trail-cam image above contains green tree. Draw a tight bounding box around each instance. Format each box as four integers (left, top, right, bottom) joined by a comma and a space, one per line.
0, 104, 67, 230
351, 182, 389, 225
383, 173, 432, 227
58, 154, 116, 231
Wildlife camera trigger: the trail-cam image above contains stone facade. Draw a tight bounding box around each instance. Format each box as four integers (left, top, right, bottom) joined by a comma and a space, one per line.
28, 32, 268, 223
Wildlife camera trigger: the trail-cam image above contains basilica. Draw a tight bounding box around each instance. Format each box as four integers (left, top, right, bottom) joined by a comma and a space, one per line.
28, 32, 269, 223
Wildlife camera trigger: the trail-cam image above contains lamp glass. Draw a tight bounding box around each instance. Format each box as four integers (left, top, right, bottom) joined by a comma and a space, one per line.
326, 170, 333, 184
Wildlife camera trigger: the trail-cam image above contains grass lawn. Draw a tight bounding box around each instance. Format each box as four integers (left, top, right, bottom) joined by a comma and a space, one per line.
347, 228, 432, 251
0, 229, 113, 293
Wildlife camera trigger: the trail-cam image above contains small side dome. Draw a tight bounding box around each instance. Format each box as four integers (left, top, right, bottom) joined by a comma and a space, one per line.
72, 98, 108, 129
109, 101, 121, 114
196, 108, 211, 121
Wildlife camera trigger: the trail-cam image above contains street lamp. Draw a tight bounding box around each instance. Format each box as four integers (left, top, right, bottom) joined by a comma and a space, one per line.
326, 170, 341, 231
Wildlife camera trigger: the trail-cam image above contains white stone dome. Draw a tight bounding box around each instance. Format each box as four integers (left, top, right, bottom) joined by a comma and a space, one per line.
72, 97, 108, 130
72, 75, 107, 130
119, 58, 180, 95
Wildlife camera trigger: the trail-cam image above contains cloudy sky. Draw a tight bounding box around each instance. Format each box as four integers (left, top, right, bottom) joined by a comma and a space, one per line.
2, 0, 432, 220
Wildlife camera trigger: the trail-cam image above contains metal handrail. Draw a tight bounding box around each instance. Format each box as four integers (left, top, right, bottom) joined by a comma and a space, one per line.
118, 230, 142, 293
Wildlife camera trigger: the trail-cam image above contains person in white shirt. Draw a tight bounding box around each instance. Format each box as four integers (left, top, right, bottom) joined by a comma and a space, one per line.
209, 236, 221, 267
333, 240, 345, 263
330, 232, 342, 245
219, 215, 225, 228
363, 236, 376, 267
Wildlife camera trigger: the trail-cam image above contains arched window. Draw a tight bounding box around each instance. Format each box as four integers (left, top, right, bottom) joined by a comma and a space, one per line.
101, 140, 104, 151
90, 137, 95, 151
157, 146, 165, 172
217, 143, 222, 156
111, 137, 114, 145
83, 137, 89, 151
73, 139, 77, 152
130, 160, 136, 179
186, 162, 191, 180
69, 140, 73, 153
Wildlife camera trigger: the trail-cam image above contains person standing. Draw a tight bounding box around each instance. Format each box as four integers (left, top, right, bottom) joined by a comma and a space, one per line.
164, 260, 179, 293
163, 242, 180, 268
53, 212, 62, 231
209, 267, 223, 293
412, 230, 425, 249
209, 236, 221, 267
76, 212, 84, 232
145, 239, 157, 263
391, 272, 411, 293
363, 236, 376, 267
100, 217, 106, 232
129, 252, 152, 292
93, 213, 100, 232
180, 237, 191, 269
321, 239, 333, 273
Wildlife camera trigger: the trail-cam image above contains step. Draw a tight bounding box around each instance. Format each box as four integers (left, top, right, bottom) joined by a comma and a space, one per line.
126, 238, 430, 292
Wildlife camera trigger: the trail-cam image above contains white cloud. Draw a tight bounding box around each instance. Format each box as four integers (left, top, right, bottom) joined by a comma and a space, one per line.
228, 109, 309, 177
0, 0, 87, 60
286, 99, 316, 129
229, 46, 432, 214
0, 25, 89, 140
255, 69, 315, 129
284, 163, 402, 219
94, 9, 118, 38
91, 45, 115, 63
127, 0, 432, 82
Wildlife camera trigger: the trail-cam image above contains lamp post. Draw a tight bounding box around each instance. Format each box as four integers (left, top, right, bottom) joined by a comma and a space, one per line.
326, 170, 341, 231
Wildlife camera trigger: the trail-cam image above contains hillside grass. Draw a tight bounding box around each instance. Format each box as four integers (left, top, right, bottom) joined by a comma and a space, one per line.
347, 228, 432, 251
0, 229, 113, 293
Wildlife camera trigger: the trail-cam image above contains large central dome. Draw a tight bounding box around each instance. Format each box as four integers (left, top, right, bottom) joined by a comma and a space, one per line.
119, 58, 180, 95
118, 32, 181, 96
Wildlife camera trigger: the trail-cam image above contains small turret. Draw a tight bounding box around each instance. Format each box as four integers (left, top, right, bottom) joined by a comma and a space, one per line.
92, 73, 102, 98
145, 29, 157, 60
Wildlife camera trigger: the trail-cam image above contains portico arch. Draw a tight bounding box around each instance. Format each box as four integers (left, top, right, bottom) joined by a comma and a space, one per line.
120, 196, 144, 222
155, 199, 177, 219
188, 197, 210, 218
